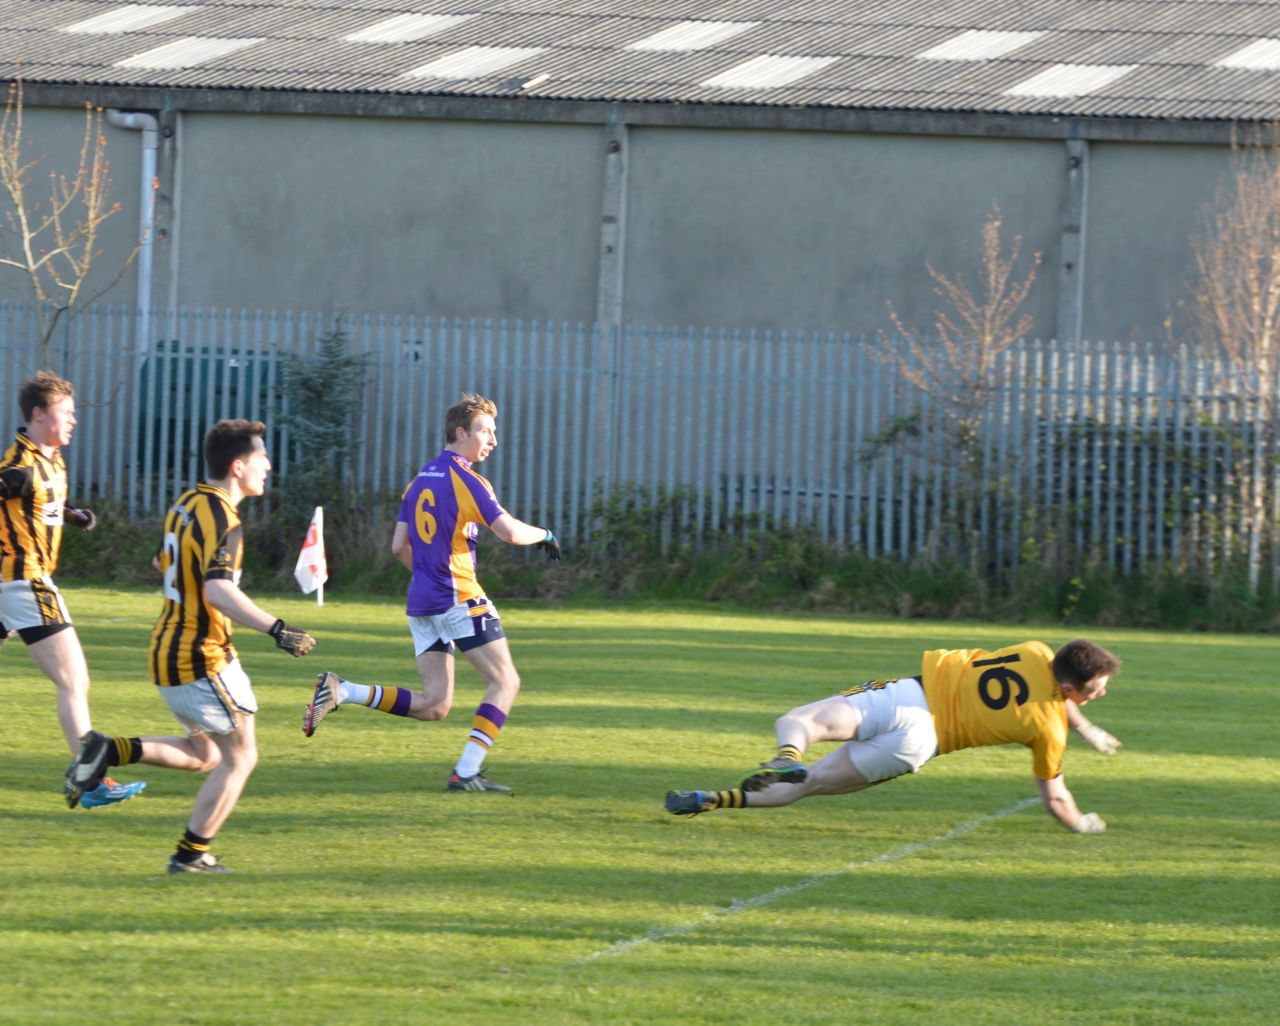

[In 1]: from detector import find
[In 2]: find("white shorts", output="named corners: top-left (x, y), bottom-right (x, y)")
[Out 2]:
top-left (841, 676), bottom-right (938, 783)
top-left (409, 596), bottom-right (504, 656)
top-left (0, 576), bottom-right (71, 632)
top-left (157, 659), bottom-right (257, 736)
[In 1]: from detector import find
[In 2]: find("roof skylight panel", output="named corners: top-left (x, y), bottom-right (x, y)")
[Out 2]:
top-left (626, 21), bottom-right (760, 53)
top-left (344, 13), bottom-right (473, 45)
top-left (1215, 39), bottom-right (1280, 71)
top-left (1004, 63), bottom-right (1136, 97)
top-left (403, 46), bottom-right (545, 80)
top-left (63, 5), bottom-right (191, 35)
top-left (701, 54), bottom-right (839, 90)
top-left (919, 30), bottom-right (1044, 62)
top-left (115, 36), bottom-right (264, 70)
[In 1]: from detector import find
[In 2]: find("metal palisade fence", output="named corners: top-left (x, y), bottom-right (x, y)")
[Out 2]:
top-left (0, 301), bottom-right (1275, 583)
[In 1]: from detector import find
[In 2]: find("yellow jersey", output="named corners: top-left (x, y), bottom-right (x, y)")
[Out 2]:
top-left (920, 641), bottom-right (1068, 780)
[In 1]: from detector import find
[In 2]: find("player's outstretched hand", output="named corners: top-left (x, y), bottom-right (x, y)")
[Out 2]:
top-left (64, 507), bottom-right (97, 531)
top-left (538, 529), bottom-right (562, 561)
top-left (1074, 721), bottom-right (1122, 755)
top-left (1072, 812), bottom-right (1106, 834)
top-left (270, 619), bottom-right (317, 656)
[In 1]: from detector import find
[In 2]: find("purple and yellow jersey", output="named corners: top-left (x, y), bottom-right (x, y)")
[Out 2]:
top-left (398, 450), bottom-right (507, 616)
top-left (919, 641), bottom-right (1069, 780)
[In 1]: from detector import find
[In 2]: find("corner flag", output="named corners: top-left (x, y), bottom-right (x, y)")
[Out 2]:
top-left (294, 506), bottom-right (328, 606)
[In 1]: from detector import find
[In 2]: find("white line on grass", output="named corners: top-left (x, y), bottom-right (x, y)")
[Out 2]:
top-left (575, 795), bottom-right (1040, 965)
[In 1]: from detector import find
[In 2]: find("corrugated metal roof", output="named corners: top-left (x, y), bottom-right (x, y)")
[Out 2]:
top-left (3, 0), bottom-right (1280, 121)
top-left (63, 5), bottom-right (191, 35)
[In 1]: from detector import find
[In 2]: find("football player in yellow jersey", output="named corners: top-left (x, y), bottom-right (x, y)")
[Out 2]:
top-left (63, 419), bottom-right (316, 873)
top-left (665, 638), bottom-right (1119, 834)
top-left (0, 371), bottom-right (145, 809)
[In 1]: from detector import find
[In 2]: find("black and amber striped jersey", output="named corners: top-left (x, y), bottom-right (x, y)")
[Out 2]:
top-left (149, 483), bottom-right (243, 687)
top-left (0, 430), bottom-right (68, 582)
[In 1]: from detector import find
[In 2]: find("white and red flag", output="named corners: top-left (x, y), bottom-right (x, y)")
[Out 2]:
top-left (294, 506), bottom-right (328, 605)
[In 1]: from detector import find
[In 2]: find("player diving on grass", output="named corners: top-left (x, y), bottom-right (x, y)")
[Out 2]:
top-left (666, 639), bottom-right (1119, 833)
top-left (302, 393), bottom-right (560, 794)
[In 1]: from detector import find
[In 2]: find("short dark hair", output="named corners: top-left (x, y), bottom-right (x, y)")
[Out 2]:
top-left (1052, 639), bottom-right (1120, 687)
top-left (444, 393), bottom-right (497, 445)
top-left (18, 371), bottom-right (75, 422)
top-left (204, 419), bottom-right (267, 478)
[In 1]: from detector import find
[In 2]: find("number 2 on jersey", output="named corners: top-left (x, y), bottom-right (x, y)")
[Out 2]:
top-left (415, 489), bottom-right (438, 544)
top-left (161, 532), bottom-right (181, 602)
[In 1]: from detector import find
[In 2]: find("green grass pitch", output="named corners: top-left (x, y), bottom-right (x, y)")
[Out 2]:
top-left (1, 587), bottom-right (1275, 1025)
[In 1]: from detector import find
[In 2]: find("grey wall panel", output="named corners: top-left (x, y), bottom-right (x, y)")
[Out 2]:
top-left (1082, 141), bottom-right (1231, 343)
top-left (620, 127), bottom-right (1063, 336)
top-left (174, 113), bottom-right (604, 319)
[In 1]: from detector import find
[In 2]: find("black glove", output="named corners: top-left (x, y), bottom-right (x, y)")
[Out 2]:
top-left (538, 529), bottom-right (562, 561)
top-left (64, 507), bottom-right (97, 531)
top-left (269, 618), bottom-right (317, 656)
top-left (0, 467), bottom-right (34, 499)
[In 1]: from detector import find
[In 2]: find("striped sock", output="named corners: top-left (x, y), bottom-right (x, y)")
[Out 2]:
top-left (454, 702), bottom-right (507, 778)
top-left (346, 682), bottom-right (414, 716)
top-left (710, 789), bottom-right (747, 810)
top-left (174, 828), bottom-right (212, 864)
top-left (776, 743), bottom-right (803, 762)
top-left (106, 737), bottom-right (143, 766)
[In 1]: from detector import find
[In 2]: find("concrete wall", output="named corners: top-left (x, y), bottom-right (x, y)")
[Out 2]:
top-left (621, 127), bottom-right (1063, 335)
top-left (1083, 141), bottom-right (1230, 342)
top-left (170, 113), bottom-right (604, 319)
top-left (0, 101), bottom-right (1238, 345)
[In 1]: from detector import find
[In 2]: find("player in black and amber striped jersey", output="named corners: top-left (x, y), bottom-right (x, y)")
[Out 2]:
top-left (0, 371), bottom-right (145, 809)
top-left (64, 419), bottom-right (317, 874)
top-left (149, 480), bottom-right (246, 688)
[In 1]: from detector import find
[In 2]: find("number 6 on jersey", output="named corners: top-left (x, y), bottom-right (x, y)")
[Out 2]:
top-left (415, 488), bottom-right (437, 545)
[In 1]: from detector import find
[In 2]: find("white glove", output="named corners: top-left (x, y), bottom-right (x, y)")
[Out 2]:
top-left (1074, 721), bottom-right (1122, 755)
top-left (1073, 812), bottom-right (1106, 834)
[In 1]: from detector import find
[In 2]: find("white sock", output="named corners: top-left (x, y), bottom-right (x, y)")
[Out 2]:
top-left (339, 680), bottom-right (371, 706)
top-left (454, 741), bottom-right (488, 778)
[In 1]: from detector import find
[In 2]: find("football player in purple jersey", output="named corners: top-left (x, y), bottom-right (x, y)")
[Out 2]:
top-left (303, 393), bottom-right (559, 793)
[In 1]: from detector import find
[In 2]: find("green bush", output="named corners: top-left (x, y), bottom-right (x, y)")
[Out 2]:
top-left (55, 484), bottom-right (1280, 633)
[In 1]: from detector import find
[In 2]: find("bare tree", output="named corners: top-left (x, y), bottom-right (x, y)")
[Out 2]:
top-left (875, 205), bottom-right (1041, 565)
top-left (882, 206), bottom-right (1041, 467)
top-left (0, 76), bottom-right (138, 362)
top-left (1188, 133), bottom-right (1280, 594)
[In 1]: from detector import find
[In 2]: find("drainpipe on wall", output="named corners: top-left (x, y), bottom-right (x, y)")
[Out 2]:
top-left (106, 110), bottom-right (158, 355)
top-left (107, 109), bottom-right (158, 516)
top-left (1056, 136), bottom-right (1090, 344)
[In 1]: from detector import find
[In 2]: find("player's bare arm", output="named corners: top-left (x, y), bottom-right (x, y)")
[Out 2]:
top-left (1036, 774), bottom-right (1105, 833)
top-left (489, 513), bottom-right (561, 559)
top-left (390, 521), bottom-right (413, 570)
top-left (204, 579), bottom-right (316, 655)
top-left (1066, 701), bottom-right (1123, 754)
top-left (204, 578), bottom-right (278, 632)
